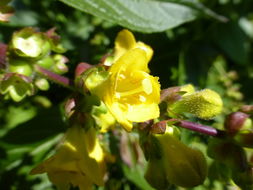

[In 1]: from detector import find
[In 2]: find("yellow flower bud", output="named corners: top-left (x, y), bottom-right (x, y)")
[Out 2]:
top-left (31, 126), bottom-right (106, 190)
top-left (172, 89), bottom-right (223, 119)
top-left (155, 129), bottom-right (207, 187)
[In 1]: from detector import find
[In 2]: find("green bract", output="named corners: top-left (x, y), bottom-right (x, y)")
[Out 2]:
top-left (0, 73), bottom-right (34, 102)
top-left (83, 67), bottom-right (109, 95)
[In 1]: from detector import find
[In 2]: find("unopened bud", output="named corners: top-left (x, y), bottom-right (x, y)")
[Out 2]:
top-left (36, 56), bottom-right (54, 69)
top-left (172, 89), bottom-right (223, 119)
top-left (52, 54), bottom-right (68, 74)
top-left (35, 78), bottom-right (50, 91)
top-left (225, 112), bottom-right (251, 135)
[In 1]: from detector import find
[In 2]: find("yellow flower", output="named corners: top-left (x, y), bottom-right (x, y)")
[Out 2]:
top-left (113, 29), bottom-right (153, 64)
top-left (102, 48), bottom-right (160, 131)
top-left (31, 126), bottom-right (106, 190)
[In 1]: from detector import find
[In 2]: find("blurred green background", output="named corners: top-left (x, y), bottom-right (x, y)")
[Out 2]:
top-left (1, 0), bottom-right (253, 189)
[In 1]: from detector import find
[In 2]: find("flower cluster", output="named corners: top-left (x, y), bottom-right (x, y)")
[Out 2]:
top-left (27, 29), bottom-right (227, 190)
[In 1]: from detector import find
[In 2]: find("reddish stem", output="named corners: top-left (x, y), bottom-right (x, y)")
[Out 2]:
top-left (35, 65), bottom-right (74, 90)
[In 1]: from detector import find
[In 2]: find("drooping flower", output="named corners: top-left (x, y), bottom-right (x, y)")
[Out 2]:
top-left (31, 125), bottom-right (106, 190)
top-left (102, 47), bottom-right (160, 131)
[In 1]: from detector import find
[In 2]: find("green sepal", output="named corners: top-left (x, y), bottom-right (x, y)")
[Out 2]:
top-left (0, 73), bottom-right (34, 102)
top-left (81, 66), bottom-right (109, 95)
top-left (10, 27), bottom-right (51, 59)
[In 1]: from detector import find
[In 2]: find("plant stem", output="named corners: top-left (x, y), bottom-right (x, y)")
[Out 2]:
top-left (158, 119), bottom-right (226, 138)
top-left (166, 119), bottom-right (226, 138)
top-left (35, 65), bottom-right (74, 90)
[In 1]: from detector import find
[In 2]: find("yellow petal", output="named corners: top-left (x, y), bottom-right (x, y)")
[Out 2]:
top-left (110, 48), bottom-right (149, 77)
top-left (136, 42), bottom-right (153, 62)
top-left (114, 29), bottom-right (136, 61)
top-left (31, 126), bottom-right (106, 188)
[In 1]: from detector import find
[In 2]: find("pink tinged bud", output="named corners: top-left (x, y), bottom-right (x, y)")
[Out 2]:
top-left (75, 62), bottom-right (93, 77)
top-left (225, 112), bottom-right (250, 135)
top-left (52, 55), bottom-right (69, 74)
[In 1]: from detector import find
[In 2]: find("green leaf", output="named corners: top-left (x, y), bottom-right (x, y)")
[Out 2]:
top-left (58, 0), bottom-right (197, 33)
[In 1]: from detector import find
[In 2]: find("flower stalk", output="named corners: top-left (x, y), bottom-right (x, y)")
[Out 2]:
top-left (34, 65), bottom-right (74, 90)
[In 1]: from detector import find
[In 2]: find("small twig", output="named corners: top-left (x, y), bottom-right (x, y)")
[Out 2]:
top-left (34, 65), bottom-right (74, 90)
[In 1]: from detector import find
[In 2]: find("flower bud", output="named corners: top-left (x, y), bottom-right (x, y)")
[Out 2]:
top-left (155, 129), bottom-right (207, 187)
top-left (225, 112), bottom-right (251, 135)
top-left (11, 28), bottom-right (50, 59)
top-left (172, 89), bottom-right (223, 119)
top-left (8, 59), bottom-right (33, 76)
top-left (36, 56), bottom-right (54, 69)
top-left (45, 28), bottom-right (66, 53)
top-left (52, 54), bottom-right (69, 74)
top-left (35, 78), bottom-right (50, 91)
